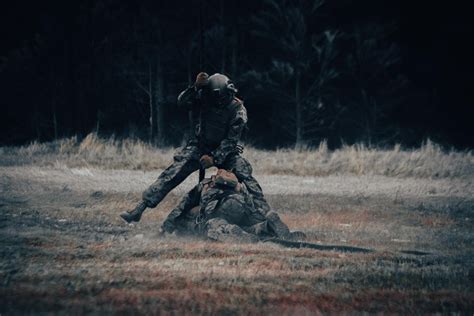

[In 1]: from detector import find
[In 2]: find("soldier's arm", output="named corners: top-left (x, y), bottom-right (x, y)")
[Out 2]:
top-left (177, 86), bottom-right (197, 110)
top-left (161, 184), bottom-right (201, 233)
top-left (178, 72), bottom-right (209, 110)
top-left (211, 102), bottom-right (248, 165)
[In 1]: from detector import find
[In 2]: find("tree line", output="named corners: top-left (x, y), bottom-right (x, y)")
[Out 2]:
top-left (1, 0), bottom-right (437, 148)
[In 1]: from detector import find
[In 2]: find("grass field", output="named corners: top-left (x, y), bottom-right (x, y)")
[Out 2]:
top-left (1, 135), bottom-right (473, 314)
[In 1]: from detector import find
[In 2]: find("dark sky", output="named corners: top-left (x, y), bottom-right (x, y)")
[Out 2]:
top-left (397, 1), bottom-right (473, 144)
top-left (1, 0), bottom-right (473, 147)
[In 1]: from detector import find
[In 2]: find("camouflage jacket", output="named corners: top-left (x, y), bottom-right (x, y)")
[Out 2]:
top-left (177, 87), bottom-right (247, 165)
top-left (161, 179), bottom-right (255, 233)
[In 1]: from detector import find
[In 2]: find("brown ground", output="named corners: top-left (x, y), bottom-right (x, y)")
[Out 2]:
top-left (1, 165), bottom-right (473, 314)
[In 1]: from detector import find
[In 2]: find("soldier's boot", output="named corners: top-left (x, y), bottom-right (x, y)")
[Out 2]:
top-left (120, 201), bottom-right (147, 223)
top-left (206, 218), bottom-right (259, 243)
top-left (249, 221), bottom-right (271, 237)
top-left (266, 211), bottom-right (291, 239)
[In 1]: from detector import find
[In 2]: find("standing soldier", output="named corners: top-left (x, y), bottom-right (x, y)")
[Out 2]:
top-left (120, 73), bottom-right (290, 237)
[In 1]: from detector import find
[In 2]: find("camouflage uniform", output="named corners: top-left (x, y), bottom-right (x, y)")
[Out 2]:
top-left (162, 176), bottom-right (289, 242)
top-left (141, 80), bottom-right (271, 216)
top-left (120, 73), bottom-right (274, 227)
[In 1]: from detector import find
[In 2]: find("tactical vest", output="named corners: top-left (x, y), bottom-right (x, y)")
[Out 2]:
top-left (198, 98), bottom-right (242, 151)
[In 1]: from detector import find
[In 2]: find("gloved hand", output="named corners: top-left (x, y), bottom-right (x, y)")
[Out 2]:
top-left (195, 72), bottom-right (209, 89)
top-left (177, 72), bottom-right (209, 108)
top-left (200, 154), bottom-right (214, 169)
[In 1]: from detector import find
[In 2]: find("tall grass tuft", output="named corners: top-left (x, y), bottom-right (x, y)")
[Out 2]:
top-left (245, 139), bottom-right (474, 178)
top-left (1, 133), bottom-right (473, 178)
top-left (1, 133), bottom-right (174, 170)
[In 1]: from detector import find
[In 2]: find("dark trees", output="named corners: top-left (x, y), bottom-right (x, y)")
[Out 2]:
top-left (344, 24), bottom-right (408, 145)
top-left (1, 0), bottom-right (441, 148)
top-left (249, 0), bottom-right (340, 147)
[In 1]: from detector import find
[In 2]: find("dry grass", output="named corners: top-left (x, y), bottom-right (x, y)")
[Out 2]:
top-left (246, 140), bottom-right (474, 178)
top-left (1, 133), bottom-right (473, 178)
top-left (0, 133), bottom-right (175, 170)
top-left (1, 137), bottom-right (473, 314)
top-left (1, 188), bottom-right (473, 315)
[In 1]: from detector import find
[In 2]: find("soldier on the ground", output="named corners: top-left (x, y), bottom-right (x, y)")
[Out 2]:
top-left (120, 73), bottom-right (288, 236)
top-left (161, 169), bottom-right (305, 243)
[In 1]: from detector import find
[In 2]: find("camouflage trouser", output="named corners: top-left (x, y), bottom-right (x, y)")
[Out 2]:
top-left (206, 218), bottom-right (259, 243)
top-left (173, 216), bottom-right (260, 243)
top-left (142, 144), bottom-right (271, 214)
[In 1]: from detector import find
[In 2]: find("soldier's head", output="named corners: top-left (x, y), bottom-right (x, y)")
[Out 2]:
top-left (200, 73), bottom-right (237, 107)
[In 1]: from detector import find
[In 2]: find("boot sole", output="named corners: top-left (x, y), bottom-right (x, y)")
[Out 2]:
top-left (120, 213), bottom-right (141, 223)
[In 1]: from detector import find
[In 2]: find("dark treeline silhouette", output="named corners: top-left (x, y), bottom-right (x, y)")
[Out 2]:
top-left (1, 0), bottom-right (473, 148)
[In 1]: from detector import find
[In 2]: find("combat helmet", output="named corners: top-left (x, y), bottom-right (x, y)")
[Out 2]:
top-left (201, 73), bottom-right (237, 106)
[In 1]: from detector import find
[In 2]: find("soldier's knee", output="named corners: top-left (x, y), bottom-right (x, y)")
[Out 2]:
top-left (142, 185), bottom-right (163, 208)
